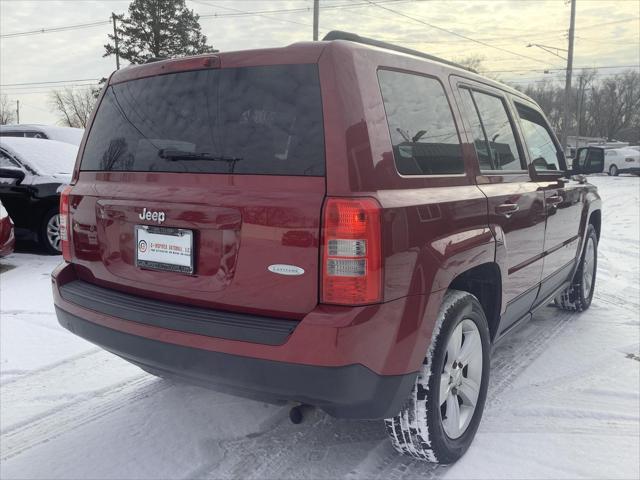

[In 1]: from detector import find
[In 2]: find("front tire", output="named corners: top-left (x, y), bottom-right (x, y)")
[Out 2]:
top-left (385, 290), bottom-right (490, 464)
top-left (39, 207), bottom-right (62, 255)
top-left (555, 224), bottom-right (598, 312)
top-left (609, 164), bottom-right (619, 176)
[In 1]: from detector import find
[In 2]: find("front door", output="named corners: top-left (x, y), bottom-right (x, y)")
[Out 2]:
top-left (513, 102), bottom-right (584, 302)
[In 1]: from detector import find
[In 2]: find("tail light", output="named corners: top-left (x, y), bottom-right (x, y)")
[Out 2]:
top-left (625, 157), bottom-right (635, 163)
top-left (59, 185), bottom-right (72, 261)
top-left (321, 197), bottom-right (382, 305)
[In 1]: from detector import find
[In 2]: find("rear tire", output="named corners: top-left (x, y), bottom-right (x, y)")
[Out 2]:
top-left (39, 207), bottom-right (62, 255)
top-left (384, 290), bottom-right (490, 464)
top-left (555, 224), bottom-right (598, 312)
top-left (609, 165), bottom-right (619, 176)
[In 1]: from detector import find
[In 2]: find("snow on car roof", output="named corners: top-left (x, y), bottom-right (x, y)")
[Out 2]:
top-left (0, 137), bottom-right (78, 175)
top-left (0, 124), bottom-right (84, 146)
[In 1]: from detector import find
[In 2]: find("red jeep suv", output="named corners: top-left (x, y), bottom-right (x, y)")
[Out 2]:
top-left (53, 32), bottom-right (601, 463)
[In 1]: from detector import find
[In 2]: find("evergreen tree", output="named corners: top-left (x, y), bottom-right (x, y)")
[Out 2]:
top-left (104, 0), bottom-right (216, 65)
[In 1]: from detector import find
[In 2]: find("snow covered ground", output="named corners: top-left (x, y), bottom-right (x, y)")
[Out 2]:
top-left (1, 175), bottom-right (638, 479)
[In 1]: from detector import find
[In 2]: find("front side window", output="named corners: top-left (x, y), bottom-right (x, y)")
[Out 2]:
top-left (378, 70), bottom-right (463, 175)
top-left (460, 88), bottom-right (524, 171)
top-left (516, 103), bottom-right (562, 172)
top-left (0, 132), bottom-right (26, 138)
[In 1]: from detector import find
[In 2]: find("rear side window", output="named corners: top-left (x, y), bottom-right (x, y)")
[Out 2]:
top-left (460, 88), bottom-right (524, 171)
top-left (516, 103), bottom-right (562, 172)
top-left (81, 64), bottom-right (325, 176)
top-left (378, 70), bottom-right (463, 175)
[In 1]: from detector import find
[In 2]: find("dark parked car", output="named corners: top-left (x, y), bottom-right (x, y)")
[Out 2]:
top-left (53, 32), bottom-right (601, 464)
top-left (0, 201), bottom-right (15, 257)
top-left (0, 137), bottom-right (78, 254)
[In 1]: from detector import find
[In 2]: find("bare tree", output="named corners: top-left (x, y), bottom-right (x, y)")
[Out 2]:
top-left (585, 71), bottom-right (640, 141)
top-left (573, 69), bottom-right (597, 137)
top-left (49, 88), bottom-right (96, 128)
top-left (453, 55), bottom-right (501, 80)
top-left (0, 94), bottom-right (17, 125)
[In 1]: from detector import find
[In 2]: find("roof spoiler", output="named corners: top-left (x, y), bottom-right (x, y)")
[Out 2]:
top-left (322, 30), bottom-right (476, 73)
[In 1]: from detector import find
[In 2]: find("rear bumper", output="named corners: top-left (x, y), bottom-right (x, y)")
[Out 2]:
top-left (52, 262), bottom-right (440, 419)
top-left (56, 307), bottom-right (415, 418)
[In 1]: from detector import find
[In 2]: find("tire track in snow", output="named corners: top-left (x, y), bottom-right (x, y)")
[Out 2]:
top-left (486, 308), bottom-right (575, 407)
top-left (0, 348), bottom-right (100, 386)
top-left (0, 350), bottom-right (172, 461)
top-left (1, 376), bottom-right (170, 461)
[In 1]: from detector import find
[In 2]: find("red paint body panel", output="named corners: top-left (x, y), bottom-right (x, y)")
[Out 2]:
top-left (69, 172), bottom-right (325, 318)
top-left (53, 38), bottom-right (601, 391)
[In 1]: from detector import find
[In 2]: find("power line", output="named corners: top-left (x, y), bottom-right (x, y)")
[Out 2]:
top-left (1, 0), bottom-right (405, 37)
top-left (364, 0), bottom-right (552, 65)
top-left (1, 78), bottom-right (101, 87)
top-left (0, 20), bottom-right (111, 38)
top-left (485, 64), bottom-right (640, 74)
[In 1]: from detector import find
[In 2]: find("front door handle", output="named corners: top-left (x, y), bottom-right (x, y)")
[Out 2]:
top-left (495, 203), bottom-right (519, 217)
top-left (547, 195), bottom-right (563, 206)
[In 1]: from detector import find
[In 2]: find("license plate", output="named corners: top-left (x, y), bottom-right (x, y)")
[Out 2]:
top-left (135, 225), bottom-right (194, 274)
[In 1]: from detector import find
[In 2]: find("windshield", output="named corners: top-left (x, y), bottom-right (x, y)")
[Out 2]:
top-left (80, 64), bottom-right (325, 176)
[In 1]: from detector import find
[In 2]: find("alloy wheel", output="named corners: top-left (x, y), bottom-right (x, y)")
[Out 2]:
top-left (47, 214), bottom-right (62, 252)
top-left (439, 319), bottom-right (483, 439)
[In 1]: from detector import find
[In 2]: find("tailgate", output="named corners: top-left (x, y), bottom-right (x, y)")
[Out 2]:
top-left (69, 62), bottom-right (326, 318)
top-left (70, 172), bottom-right (324, 317)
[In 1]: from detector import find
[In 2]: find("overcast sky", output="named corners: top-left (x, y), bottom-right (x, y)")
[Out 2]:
top-left (1, 0), bottom-right (639, 125)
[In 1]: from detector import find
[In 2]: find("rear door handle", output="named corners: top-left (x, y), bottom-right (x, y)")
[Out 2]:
top-left (495, 203), bottom-right (519, 217)
top-left (547, 195), bottom-right (563, 206)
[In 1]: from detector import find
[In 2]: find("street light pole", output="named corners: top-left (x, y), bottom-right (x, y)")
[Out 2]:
top-left (561, 0), bottom-right (577, 155)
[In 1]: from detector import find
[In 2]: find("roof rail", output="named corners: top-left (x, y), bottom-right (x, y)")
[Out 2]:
top-left (322, 30), bottom-right (476, 73)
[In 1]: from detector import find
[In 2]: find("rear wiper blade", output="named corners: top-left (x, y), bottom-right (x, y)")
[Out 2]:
top-left (158, 149), bottom-right (242, 162)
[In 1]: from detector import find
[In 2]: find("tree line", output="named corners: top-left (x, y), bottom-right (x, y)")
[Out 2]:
top-left (518, 69), bottom-right (640, 144)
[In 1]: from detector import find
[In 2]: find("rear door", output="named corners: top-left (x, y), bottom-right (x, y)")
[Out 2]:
top-left (454, 82), bottom-right (546, 333)
top-left (70, 64), bottom-right (326, 318)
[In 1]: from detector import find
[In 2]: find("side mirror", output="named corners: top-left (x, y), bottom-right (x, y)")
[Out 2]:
top-left (0, 167), bottom-right (25, 184)
top-left (528, 162), bottom-right (564, 182)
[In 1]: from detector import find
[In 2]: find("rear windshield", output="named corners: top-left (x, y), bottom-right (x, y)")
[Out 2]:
top-left (81, 64), bottom-right (325, 176)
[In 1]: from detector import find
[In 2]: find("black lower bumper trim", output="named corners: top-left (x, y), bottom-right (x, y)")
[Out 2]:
top-left (56, 307), bottom-right (416, 419)
top-left (59, 280), bottom-right (298, 346)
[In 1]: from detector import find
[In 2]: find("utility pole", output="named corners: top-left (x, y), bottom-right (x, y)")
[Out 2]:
top-left (576, 75), bottom-right (585, 140)
top-left (561, 0), bottom-right (576, 155)
top-left (112, 12), bottom-right (120, 70)
top-left (313, 0), bottom-right (319, 41)
top-left (16, 100), bottom-right (19, 124)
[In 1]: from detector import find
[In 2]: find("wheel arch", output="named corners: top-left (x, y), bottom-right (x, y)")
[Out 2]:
top-left (448, 262), bottom-right (502, 341)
